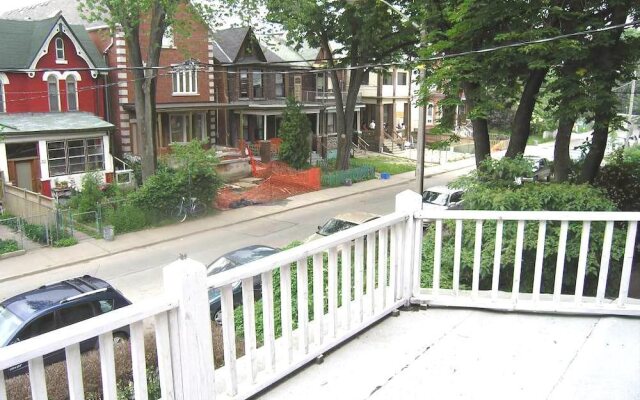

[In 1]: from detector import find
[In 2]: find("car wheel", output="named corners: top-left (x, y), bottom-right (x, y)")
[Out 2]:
top-left (213, 309), bottom-right (223, 326)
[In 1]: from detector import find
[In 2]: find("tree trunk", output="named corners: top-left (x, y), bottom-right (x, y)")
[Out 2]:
top-left (505, 68), bottom-right (548, 158)
top-left (553, 115), bottom-right (575, 182)
top-left (461, 81), bottom-right (490, 167)
top-left (579, 112), bottom-right (610, 183)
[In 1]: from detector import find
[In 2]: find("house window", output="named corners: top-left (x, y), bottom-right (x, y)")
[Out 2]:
top-left (361, 72), bottom-right (369, 85)
top-left (0, 74), bottom-right (6, 113)
top-left (162, 26), bottom-right (174, 48)
top-left (47, 138), bottom-right (104, 177)
top-left (397, 72), bottom-right (407, 86)
top-left (252, 69), bottom-right (263, 98)
top-left (193, 113), bottom-right (207, 142)
top-left (275, 72), bottom-right (285, 97)
top-left (55, 37), bottom-right (66, 62)
top-left (327, 113), bottom-right (336, 133)
top-left (66, 75), bottom-right (78, 111)
top-left (170, 114), bottom-right (188, 143)
top-left (47, 75), bottom-right (60, 112)
top-left (239, 69), bottom-right (248, 98)
top-left (316, 73), bottom-right (325, 93)
top-left (426, 103), bottom-right (434, 124)
top-left (383, 73), bottom-right (393, 86)
top-left (172, 68), bottom-right (198, 95)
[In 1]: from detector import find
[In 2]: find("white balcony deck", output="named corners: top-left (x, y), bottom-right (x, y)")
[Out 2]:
top-left (259, 307), bottom-right (640, 400)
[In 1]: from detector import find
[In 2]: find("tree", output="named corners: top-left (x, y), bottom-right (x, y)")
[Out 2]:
top-left (79, 0), bottom-right (196, 182)
top-left (258, 0), bottom-right (418, 170)
top-left (278, 97), bottom-right (312, 169)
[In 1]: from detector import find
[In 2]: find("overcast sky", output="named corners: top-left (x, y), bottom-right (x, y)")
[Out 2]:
top-left (0, 0), bottom-right (45, 16)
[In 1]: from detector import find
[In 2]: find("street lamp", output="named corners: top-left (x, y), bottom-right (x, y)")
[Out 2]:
top-left (345, 0), bottom-right (427, 194)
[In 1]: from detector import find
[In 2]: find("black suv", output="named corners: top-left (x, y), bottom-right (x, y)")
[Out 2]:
top-left (0, 275), bottom-right (131, 377)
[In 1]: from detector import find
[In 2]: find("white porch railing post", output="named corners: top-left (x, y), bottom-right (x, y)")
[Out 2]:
top-left (163, 258), bottom-right (217, 400)
top-left (395, 190), bottom-right (423, 304)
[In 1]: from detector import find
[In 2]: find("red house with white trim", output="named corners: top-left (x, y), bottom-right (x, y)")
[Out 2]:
top-left (0, 13), bottom-right (114, 197)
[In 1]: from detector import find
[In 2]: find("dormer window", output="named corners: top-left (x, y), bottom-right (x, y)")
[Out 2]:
top-left (47, 75), bottom-right (60, 112)
top-left (55, 37), bottom-right (67, 64)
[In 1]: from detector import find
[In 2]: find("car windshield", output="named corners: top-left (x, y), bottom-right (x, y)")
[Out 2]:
top-left (423, 191), bottom-right (449, 206)
top-left (318, 218), bottom-right (357, 236)
top-left (207, 257), bottom-right (234, 276)
top-left (0, 305), bottom-right (22, 346)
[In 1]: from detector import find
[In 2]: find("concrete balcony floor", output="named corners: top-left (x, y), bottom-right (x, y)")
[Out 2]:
top-left (258, 307), bottom-right (640, 400)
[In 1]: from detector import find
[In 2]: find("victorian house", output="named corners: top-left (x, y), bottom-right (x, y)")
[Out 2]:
top-left (0, 13), bottom-right (114, 197)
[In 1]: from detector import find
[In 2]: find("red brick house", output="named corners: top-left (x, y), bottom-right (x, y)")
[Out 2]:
top-left (0, 13), bottom-right (114, 197)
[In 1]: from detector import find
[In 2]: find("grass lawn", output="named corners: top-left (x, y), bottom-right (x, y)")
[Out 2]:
top-left (350, 156), bottom-right (415, 175)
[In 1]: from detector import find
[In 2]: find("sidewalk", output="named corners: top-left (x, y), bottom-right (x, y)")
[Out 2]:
top-left (0, 156), bottom-right (476, 283)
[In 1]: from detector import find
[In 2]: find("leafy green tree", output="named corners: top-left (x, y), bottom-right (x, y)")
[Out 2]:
top-left (256, 0), bottom-right (418, 170)
top-left (278, 98), bottom-right (312, 169)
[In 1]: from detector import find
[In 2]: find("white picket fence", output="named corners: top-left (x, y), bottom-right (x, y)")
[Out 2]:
top-left (0, 190), bottom-right (638, 400)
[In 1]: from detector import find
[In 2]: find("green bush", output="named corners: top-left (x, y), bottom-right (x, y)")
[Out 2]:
top-left (68, 173), bottom-right (105, 216)
top-left (278, 98), bottom-right (312, 169)
top-left (104, 203), bottom-right (152, 234)
top-left (321, 165), bottom-right (375, 187)
top-left (53, 237), bottom-right (78, 247)
top-left (421, 183), bottom-right (625, 297)
top-left (594, 145), bottom-right (640, 211)
top-left (130, 141), bottom-right (222, 217)
top-left (0, 239), bottom-right (19, 254)
top-left (23, 223), bottom-right (48, 244)
top-left (451, 155), bottom-right (534, 190)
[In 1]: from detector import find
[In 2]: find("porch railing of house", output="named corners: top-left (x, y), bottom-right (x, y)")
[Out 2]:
top-left (1, 191), bottom-right (638, 400)
top-left (300, 91), bottom-right (362, 104)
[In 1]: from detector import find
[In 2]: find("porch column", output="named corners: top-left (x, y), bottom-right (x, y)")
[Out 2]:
top-left (316, 112), bottom-right (320, 135)
top-left (0, 142), bottom-right (8, 182)
top-left (356, 110), bottom-right (361, 133)
top-left (264, 114), bottom-right (268, 140)
top-left (38, 141), bottom-right (49, 181)
top-left (104, 134), bottom-right (114, 173)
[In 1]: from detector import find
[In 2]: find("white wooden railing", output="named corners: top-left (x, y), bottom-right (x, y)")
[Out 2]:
top-left (0, 190), bottom-right (638, 400)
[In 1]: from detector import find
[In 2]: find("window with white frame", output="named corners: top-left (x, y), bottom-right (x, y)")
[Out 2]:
top-left (426, 103), bottom-right (434, 124)
top-left (170, 114), bottom-right (188, 143)
top-left (252, 69), bottom-right (263, 98)
top-left (66, 75), bottom-right (78, 111)
top-left (397, 72), bottom-right (408, 86)
top-left (162, 26), bottom-right (174, 48)
top-left (239, 69), bottom-right (248, 98)
top-left (55, 37), bottom-right (66, 63)
top-left (383, 72), bottom-right (393, 86)
top-left (172, 68), bottom-right (198, 95)
top-left (275, 72), bottom-right (285, 97)
top-left (327, 112), bottom-right (336, 133)
top-left (0, 74), bottom-right (7, 113)
top-left (47, 75), bottom-right (60, 112)
top-left (47, 138), bottom-right (104, 177)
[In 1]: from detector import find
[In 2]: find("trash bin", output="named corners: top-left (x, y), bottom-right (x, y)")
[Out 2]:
top-left (103, 225), bottom-right (115, 241)
top-left (380, 172), bottom-right (391, 180)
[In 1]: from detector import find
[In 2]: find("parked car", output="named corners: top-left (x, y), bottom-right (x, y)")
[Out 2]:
top-left (207, 245), bottom-right (279, 324)
top-left (422, 186), bottom-right (465, 211)
top-left (0, 276), bottom-right (131, 377)
top-left (305, 212), bottom-right (380, 243)
top-left (524, 156), bottom-right (552, 181)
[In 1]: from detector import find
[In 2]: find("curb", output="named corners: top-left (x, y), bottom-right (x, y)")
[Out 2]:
top-left (0, 161), bottom-right (474, 283)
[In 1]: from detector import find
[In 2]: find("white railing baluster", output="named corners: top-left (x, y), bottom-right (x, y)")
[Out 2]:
top-left (221, 285), bottom-right (238, 395)
top-left (28, 356), bottom-right (47, 399)
top-left (280, 264), bottom-right (293, 363)
top-left (354, 237), bottom-right (365, 323)
top-left (433, 219), bottom-right (443, 296)
top-left (241, 277), bottom-right (257, 382)
top-left (532, 220), bottom-right (547, 302)
top-left (130, 321), bottom-right (148, 400)
top-left (328, 247), bottom-right (339, 337)
top-left (453, 219), bottom-right (463, 295)
top-left (412, 222), bottom-right (424, 299)
top-left (341, 244), bottom-right (352, 331)
top-left (512, 220), bottom-right (525, 302)
top-left (553, 221), bottom-right (569, 303)
top-left (312, 253), bottom-right (324, 346)
top-left (472, 220), bottom-right (483, 298)
top-left (99, 332), bottom-right (117, 400)
top-left (154, 311), bottom-right (175, 400)
top-left (378, 227), bottom-right (388, 307)
top-left (391, 224), bottom-right (402, 301)
top-left (65, 343), bottom-right (84, 400)
top-left (296, 258), bottom-right (310, 354)
top-left (366, 233), bottom-right (376, 315)
top-left (596, 221), bottom-right (614, 304)
top-left (575, 221), bottom-right (592, 303)
top-left (261, 270), bottom-right (276, 372)
top-left (491, 220), bottom-right (503, 300)
top-left (618, 221), bottom-right (638, 306)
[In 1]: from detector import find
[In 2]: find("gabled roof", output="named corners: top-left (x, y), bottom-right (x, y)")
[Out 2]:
top-left (211, 26), bottom-right (251, 63)
top-left (0, 13), bottom-right (106, 70)
top-left (0, 0), bottom-right (108, 30)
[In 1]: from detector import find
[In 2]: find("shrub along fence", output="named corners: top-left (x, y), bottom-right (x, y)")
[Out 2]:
top-left (321, 165), bottom-right (375, 187)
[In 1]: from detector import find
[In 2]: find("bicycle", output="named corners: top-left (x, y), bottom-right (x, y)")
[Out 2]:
top-left (174, 197), bottom-right (206, 222)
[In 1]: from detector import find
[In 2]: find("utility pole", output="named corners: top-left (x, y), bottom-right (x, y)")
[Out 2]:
top-left (627, 70), bottom-right (637, 143)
